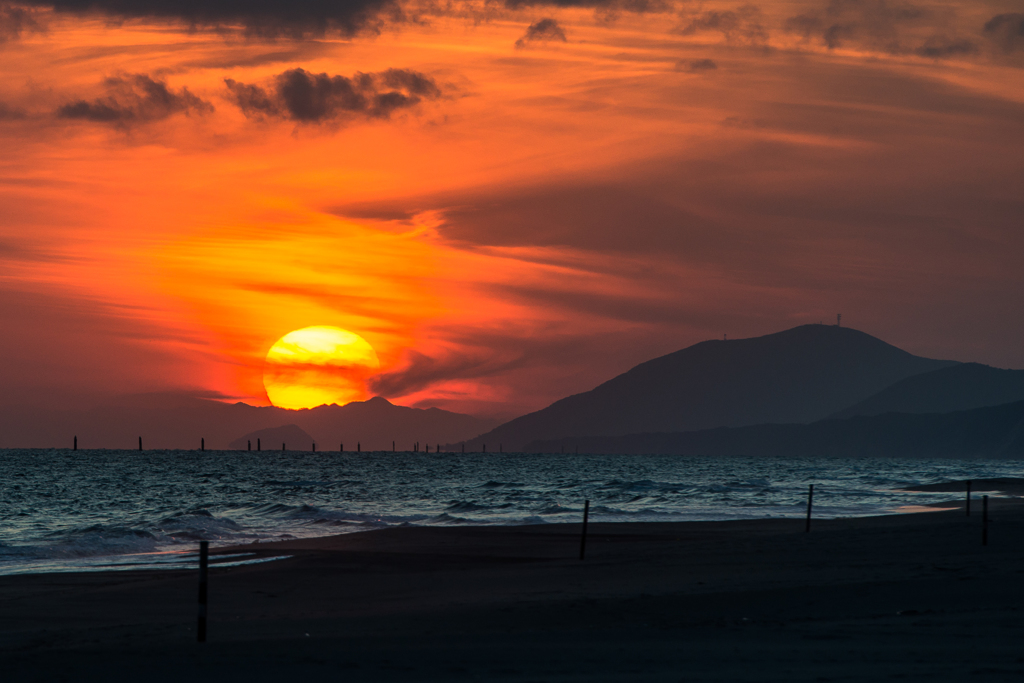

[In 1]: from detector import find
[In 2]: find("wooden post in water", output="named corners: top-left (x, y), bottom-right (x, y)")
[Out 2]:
top-left (805, 484), bottom-right (814, 533)
top-left (966, 480), bottom-right (972, 516)
top-left (312, 443), bottom-right (315, 453)
top-left (282, 443), bottom-right (285, 452)
top-left (247, 440), bottom-right (251, 451)
top-left (357, 442), bottom-right (360, 453)
top-left (197, 540), bottom-right (208, 643)
top-left (257, 438), bottom-right (261, 451)
top-left (392, 441), bottom-right (395, 452)
top-left (983, 495), bottom-right (989, 546)
top-left (73, 435), bottom-right (77, 451)
top-left (201, 438), bottom-right (205, 452)
top-left (340, 443), bottom-right (344, 452)
top-left (579, 500), bottom-right (590, 560)
top-left (138, 436), bottom-right (142, 451)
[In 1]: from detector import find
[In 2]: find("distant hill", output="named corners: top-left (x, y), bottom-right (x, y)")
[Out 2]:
top-left (829, 363), bottom-right (1024, 419)
top-left (0, 394), bottom-right (498, 450)
top-left (462, 325), bottom-right (956, 451)
top-left (228, 424), bottom-right (315, 451)
top-left (529, 400), bottom-right (1024, 458)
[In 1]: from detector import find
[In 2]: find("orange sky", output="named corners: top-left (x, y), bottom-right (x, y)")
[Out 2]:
top-left (1, 0), bottom-right (1023, 416)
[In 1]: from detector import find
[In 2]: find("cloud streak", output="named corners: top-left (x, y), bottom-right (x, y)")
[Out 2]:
top-left (25, 0), bottom-right (401, 38)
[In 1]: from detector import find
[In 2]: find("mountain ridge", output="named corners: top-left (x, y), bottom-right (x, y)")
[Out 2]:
top-left (461, 324), bottom-right (958, 450)
top-left (527, 399), bottom-right (1024, 457)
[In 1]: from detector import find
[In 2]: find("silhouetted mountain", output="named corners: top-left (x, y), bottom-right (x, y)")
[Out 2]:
top-left (529, 400), bottom-right (1024, 457)
top-left (463, 325), bottom-right (956, 451)
top-left (228, 424), bottom-right (314, 451)
top-left (828, 363), bottom-right (1024, 419)
top-left (0, 394), bottom-right (497, 450)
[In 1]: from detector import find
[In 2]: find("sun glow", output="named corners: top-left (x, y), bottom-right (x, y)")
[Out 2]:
top-left (263, 326), bottom-right (381, 410)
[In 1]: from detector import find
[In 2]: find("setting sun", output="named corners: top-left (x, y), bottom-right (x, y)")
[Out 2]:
top-left (263, 326), bottom-right (381, 410)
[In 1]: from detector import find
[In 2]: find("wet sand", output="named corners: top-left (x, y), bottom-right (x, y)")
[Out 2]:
top-left (2, 496), bottom-right (1024, 682)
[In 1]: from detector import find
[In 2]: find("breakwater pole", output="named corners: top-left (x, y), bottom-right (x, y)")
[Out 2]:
top-left (139, 436), bottom-right (142, 451)
top-left (805, 484), bottom-right (814, 533)
top-left (201, 438), bottom-right (205, 452)
top-left (197, 540), bottom-right (208, 643)
top-left (983, 495), bottom-right (989, 546)
top-left (341, 443), bottom-right (344, 452)
top-left (282, 443), bottom-right (285, 452)
top-left (580, 500), bottom-right (590, 560)
top-left (966, 480), bottom-right (972, 516)
top-left (357, 442), bottom-right (360, 453)
top-left (392, 441), bottom-right (395, 452)
top-left (73, 436), bottom-right (77, 451)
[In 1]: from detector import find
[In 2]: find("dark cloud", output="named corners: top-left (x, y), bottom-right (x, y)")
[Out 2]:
top-left (224, 67), bottom-right (442, 123)
top-left (0, 101), bottom-right (26, 119)
top-left (369, 349), bottom-right (527, 397)
top-left (915, 36), bottom-right (977, 58)
top-left (56, 73), bottom-right (213, 126)
top-left (678, 5), bottom-right (768, 45)
top-left (502, 0), bottom-right (669, 11)
top-left (0, 3), bottom-right (42, 42)
top-left (782, 0), bottom-right (950, 54)
top-left (22, 0), bottom-right (401, 39)
top-left (515, 18), bottom-right (567, 48)
top-left (676, 58), bottom-right (718, 71)
top-left (984, 13), bottom-right (1024, 54)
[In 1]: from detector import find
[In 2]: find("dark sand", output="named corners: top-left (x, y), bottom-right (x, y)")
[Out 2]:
top-left (3, 496), bottom-right (1024, 682)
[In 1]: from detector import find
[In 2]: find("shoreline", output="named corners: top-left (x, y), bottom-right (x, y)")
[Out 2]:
top-left (4, 499), bottom-right (1024, 680)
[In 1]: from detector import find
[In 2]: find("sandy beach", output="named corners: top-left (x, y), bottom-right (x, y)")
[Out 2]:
top-left (2, 495), bottom-right (1024, 682)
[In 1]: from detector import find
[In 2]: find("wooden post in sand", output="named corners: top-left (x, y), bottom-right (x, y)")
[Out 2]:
top-left (197, 540), bottom-right (209, 642)
top-left (580, 500), bottom-right (590, 560)
top-left (983, 495), bottom-right (989, 546)
top-left (966, 480), bottom-right (972, 516)
top-left (805, 484), bottom-right (814, 532)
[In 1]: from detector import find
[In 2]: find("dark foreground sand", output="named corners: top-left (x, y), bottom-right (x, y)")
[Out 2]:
top-left (3, 497), bottom-right (1024, 682)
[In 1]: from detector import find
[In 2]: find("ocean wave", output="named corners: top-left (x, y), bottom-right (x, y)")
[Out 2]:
top-left (156, 509), bottom-right (244, 541)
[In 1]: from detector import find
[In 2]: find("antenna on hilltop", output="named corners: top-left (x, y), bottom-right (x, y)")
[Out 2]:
top-left (837, 313), bottom-right (842, 327)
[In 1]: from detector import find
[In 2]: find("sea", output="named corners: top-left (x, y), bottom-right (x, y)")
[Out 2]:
top-left (1, 449), bottom-right (1021, 575)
